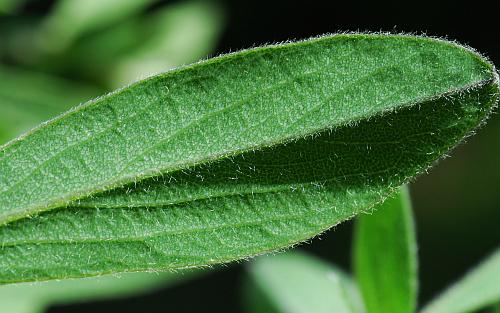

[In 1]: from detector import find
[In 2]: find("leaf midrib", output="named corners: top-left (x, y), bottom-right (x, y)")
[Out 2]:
top-left (2, 208), bottom-right (326, 247)
top-left (76, 165), bottom-right (401, 209)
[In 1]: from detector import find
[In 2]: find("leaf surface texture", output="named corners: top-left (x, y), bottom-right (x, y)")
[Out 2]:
top-left (0, 34), bottom-right (498, 283)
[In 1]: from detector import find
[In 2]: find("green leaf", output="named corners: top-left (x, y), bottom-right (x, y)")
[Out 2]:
top-left (353, 186), bottom-right (417, 313)
top-left (0, 64), bottom-right (101, 144)
top-left (0, 271), bottom-right (194, 313)
top-left (420, 247), bottom-right (500, 313)
top-left (0, 34), bottom-right (498, 283)
top-left (245, 252), bottom-right (365, 313)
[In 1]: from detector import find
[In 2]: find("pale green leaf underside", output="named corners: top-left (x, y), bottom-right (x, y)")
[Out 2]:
top-left (420, 247), bottom-right (500, 313)
top-left (0, 34), bottom-right (498, 283)
top-left (246, 252), bottom-right (364, 313)
top-left (354, 186), bottom-right (417, 313)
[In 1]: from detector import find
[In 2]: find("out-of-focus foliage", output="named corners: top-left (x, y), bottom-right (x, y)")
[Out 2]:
top-left (39, 0), bottom-right (159, 52)
top-left (0, 0), bottom-right (225, 145)
top-left (0, 271), bottom-right (194, 313)
top-left (0, 64), bottom-right (101, 144)
top-left (491, 302), bottom-right (500, 313)
top-left (245, 252), bottom-right (365, 313)
top-left (0, 1), bottom-right (224, 88)
top-left (41, 0), bottom-right (224, 87)
top-left (421, 247), bottom-right (500, 313)
top-left (109, 1), bottom-right (224, 87)
top-left (0, 0), bottom-right (24, 14)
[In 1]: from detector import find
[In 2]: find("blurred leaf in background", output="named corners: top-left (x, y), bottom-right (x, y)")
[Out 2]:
top-left (245, 252), bottom-right (365, 313)
top-left (491, 303), bottom-right (500, 313)
top-left (421, 246), bottom-right (500, 313)
top-left (0, 64), bottom-right (101, 144)
top-left (0, 271), bottom-right (199, 313)
top-left (0, 0), bottom-right (225, 88)
top-left (109, 1), bottom-right (224, 87)
top-left (0, 0), bottom-right (25, 14)
top-left (38, 0), bottom-right (159, 53)
top-left (0, 0), bottom-right (225, 141)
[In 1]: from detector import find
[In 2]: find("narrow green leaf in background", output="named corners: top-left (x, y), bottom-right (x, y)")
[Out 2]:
top-left (245, 252), bottom-right (365, 313)
top-left (0, 34), bottom-right (498, 283)
top-left (420, 247), bottom-right (500, 313)
top-left (353, 186), bottom-right (417, 313)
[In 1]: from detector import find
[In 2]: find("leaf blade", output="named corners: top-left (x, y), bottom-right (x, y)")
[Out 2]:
top-left (1, 86), bottom-right (496, 283)
top-left (0, 34), bottom-right (498, 283)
